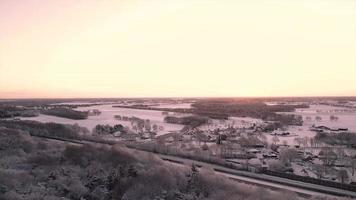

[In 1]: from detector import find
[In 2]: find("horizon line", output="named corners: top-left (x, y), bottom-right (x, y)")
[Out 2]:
top-left (1, 95), bottom-right (356, 100)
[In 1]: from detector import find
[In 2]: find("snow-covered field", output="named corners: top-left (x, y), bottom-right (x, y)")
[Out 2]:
top-left (19, 103), bottom-right (356, 141)
top-left (289, 104), bottom-right (356, 132)
top-left (149, 103), bottom-right (192, 109)
top-left (268, 104), bottom-right (356, 146)
top-left (21, 104), bottom-right (184, 135)
top-left (265, 125), bottom-right (316, 146)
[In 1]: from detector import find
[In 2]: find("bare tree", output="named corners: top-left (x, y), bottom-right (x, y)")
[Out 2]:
top-left (319, 147), bottom-right (337, 166)
top-left (294, 137), bottom-right (303, 147)
top-left (272, 135), bottom-right (280, 145)
top-left (337, 169), bottom-right (348, 183)
top-left (259, 134), bottom-right (268, 146)
top-left (329, 115), bottom-right (339, 122)
top-left (315, 116), bottom-right (322, 121)
top-left (309, 137), bottom-right (315, 147)
top-left (152, 124), bottom-right (158, 132)
top-left (280, 148), bottom-right (299, 164)
top-left (302, 137), bottom-right (309, 147)
top-left (313, 164), bottom-right (324, 179)
top-left (351, 157), bottom-right (356, 176)
top-left (335, 148), bottom-right (346, 161)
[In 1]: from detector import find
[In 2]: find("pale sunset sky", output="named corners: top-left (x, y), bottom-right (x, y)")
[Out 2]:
top-left (0, 0), bottom-right (355, 98)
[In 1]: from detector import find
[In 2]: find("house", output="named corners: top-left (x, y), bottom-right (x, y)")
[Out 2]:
top-left (247, 149), bottom-right (261, 154)
top-left (157, 132), bottom-right (181, 143)
top-left (270, 132), bottom-right (290, 136)
top-left (262, 153), bottom-right (278, 159)
top-left (310, 125), bottom-right (348, 133)
top-left (113, 131), bottom-right (123, 137)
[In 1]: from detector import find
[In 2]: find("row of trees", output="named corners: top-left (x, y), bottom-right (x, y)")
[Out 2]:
top-left (191, 99), bottom-right (308, 122)
top-left (315, 131), bottom-right (356, 147)
top-left (305, 115), bottom-right (339, 122)
top-left (115, 115), bottom-right (164, 133)
top-left (41, 107), bottom-right (88, 120)
top-left (0, 120), bottom-right (86, 139)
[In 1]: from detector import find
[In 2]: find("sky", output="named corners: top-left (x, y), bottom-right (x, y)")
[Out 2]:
top-left (0, 0), bottom-right (355, 98)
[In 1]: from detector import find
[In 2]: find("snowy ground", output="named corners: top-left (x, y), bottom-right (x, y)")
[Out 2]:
top-left (149, 103), bottom-right (192, 109)
top-left (21, 104), bottom-right (185, 135)
top-left (290, 104), bottom-right (356, 131)
top-left (267, 104), bottom-right (356, 146)
top-left (199, 117), bottom-right (263, 131)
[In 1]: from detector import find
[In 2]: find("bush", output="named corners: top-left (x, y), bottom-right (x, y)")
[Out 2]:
top-left (0, 127), bottom-right (33, 153)
top-left (269, 160), bottom-right (289, 172)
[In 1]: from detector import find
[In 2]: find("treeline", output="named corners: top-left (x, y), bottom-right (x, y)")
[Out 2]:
top-left (0, 120), bottom-right (86, 139)
top-left (164, 115), bottom-right (209, 128)
top-left (315, 131), bottom-right (356, 147)
top-left (41, 108), bottom-right (88, 119)
top-left (191, 100), bottom-right (306, 125)
top-left (0, 106), bottom-right (39, 118)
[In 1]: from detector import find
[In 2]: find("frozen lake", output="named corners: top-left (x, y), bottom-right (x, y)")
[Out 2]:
top-left (19, 103), bottom-right (356, 141)
top-left (21, 104), bottom-right (185, 135)
top-left (149, 103), bottom-right (192, 109)
top-left (292, 104), bottom-right (356, 132)
top-left (269, 104), bottom-right (356, 146)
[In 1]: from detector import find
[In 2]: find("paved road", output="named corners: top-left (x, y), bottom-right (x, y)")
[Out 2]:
top-left (33, 135), bottom-right (356, 198)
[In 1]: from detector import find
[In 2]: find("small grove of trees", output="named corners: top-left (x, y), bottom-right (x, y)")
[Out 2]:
top-left (237, 135), bottom-right (264, 148)
top-left (269, 160), bottom-right (289, 172)
top-left (313, 164), bottom-right (325, 179)
top-left (319, 147), bottom-right (337, 166)
top-left (93, 124), bottom-right (125, 135)
top-left (0, 127), bottom-right (34, 153)
top-left (262, 114), bottom-right (303, 127)
top-left (115, 116), bottom-right (160, 133)
top-left (279, 148), bottom-right (300, 164)
top-left (164, 115), bottom-right (209, 128)
top-left (268, 148), bottom-right (299, 173)
top-left (315, 116), bottom-right (322, 121)
top-left (184, 164), bottom-right (210, 198)
top-left (337, 169), bottom-right (349, 184)
top-left (130, 118), bottom-right (155, 133)
top-left (329, 115), bottom-right (339, 122)
top-left (272, 135), bottom-right (280, 145)
top-left (41, 107), bottom-right (88, 119)
top-left (0, 106), bottom-right (39, 118)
